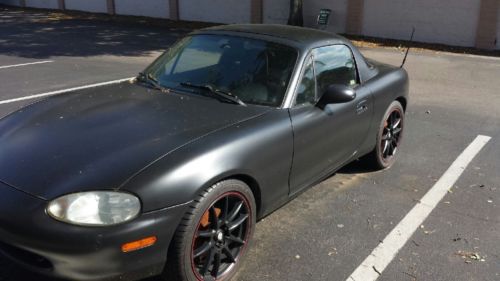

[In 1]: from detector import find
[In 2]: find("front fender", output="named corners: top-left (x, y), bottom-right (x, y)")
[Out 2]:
top-left (121, 110), bottom-right (294, 217)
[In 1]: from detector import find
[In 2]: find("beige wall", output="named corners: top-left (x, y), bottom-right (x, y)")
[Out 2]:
top-left (263, 0), bottom-right (288, 24)
top-left (115, 0), bottom-right (169, 19)
top-left (25, 0), bottom-right (58, 9)
top-left (497, 5), bottom-right (500, 49)
top-left (362, 0), bottom-right (481, 47)
top-left (2, 0), bottom-right (18, 5)
top-left (65, 0), bottom-right (107, 13)
top-left (179, 0), bottom-right (250, 24)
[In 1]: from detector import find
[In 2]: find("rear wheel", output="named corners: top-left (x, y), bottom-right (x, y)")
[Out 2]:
top-left (164, 179), bottom-right (256, 281)
top-left (368, 101), bottom-right (405, 169)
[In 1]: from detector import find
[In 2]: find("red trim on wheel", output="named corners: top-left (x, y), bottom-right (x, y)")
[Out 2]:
top-left (190, 191), bottom-right (252, 281)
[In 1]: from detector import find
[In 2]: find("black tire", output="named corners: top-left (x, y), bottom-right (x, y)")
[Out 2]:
top-left (163, 179), bottom-right (256, 281)
top-left (367, 100), bottom-right (405, 170)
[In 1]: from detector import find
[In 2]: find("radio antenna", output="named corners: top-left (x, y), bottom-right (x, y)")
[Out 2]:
top-left (400, 27), bottom-right (415, 68)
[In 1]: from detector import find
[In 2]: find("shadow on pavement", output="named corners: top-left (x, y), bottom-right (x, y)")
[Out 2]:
top-left (337, 157), bottom-right (379, 174)
top-left (0, 6), bottom-right (191, 59)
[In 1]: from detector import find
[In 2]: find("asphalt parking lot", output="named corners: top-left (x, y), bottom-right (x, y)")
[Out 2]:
top-left (1, 6), bottom-right (499, 281)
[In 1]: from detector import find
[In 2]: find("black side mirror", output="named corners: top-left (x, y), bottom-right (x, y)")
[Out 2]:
top-left (317, 84), bottom-right (356, 107)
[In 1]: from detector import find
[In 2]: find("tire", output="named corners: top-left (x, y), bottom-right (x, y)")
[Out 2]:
top-left (163, 179), bottom-right (256, 281)
top-left (367, 100), bottom-right (405, 170)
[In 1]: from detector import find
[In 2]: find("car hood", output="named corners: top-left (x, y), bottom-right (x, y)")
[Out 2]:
top-left (0, 82), bottom-right (270, 200)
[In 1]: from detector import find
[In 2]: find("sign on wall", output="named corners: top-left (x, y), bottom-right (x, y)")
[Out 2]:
top-left (317, 8), bottom-right (332, 29)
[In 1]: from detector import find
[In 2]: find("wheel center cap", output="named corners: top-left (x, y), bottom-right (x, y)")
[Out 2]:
top-left (216, 231), bottom-right (224, 242)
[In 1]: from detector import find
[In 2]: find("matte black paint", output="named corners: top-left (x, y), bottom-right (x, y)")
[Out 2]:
top-left (288, 84), bottom-right (373, 194)
top-left (0, 83), bottom-right (269, 199)
top-left (122, 109), bottom-right (294, 215)
top-left (0, 24), bottom-right (409, 281)
top-left (0, 181), bottom-right (188, 281)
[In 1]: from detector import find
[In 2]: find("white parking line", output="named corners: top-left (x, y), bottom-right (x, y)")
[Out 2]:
top-left (347, 135), bottom-right (491, 281)
top-left (0, 60), bottom-right (53, 70)
top-left (0, 77), bottom-right (134, 105)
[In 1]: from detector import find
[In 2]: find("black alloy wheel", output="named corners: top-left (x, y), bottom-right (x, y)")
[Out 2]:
top-left (191, 192), bottom-right (250, 280)
top-left (381, 107), bottom-right (403, 160)
top-left (164, 180), bottom-right (256, 281)
top-left (369, 100), bottom-right (405, 169)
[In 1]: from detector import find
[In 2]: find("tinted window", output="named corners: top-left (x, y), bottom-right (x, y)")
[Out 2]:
top-left (145, 35), bottom-right (298, 107)
top-left (295, 56), bottom-right (316, 105)
top-left (313, 45), bottom-right (358, 95)
top-left (165, 38), bottom-right (222, 74)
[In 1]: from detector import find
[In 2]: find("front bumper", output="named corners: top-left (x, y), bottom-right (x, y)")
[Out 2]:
top-left (0, 182), bottom-right (189, 281)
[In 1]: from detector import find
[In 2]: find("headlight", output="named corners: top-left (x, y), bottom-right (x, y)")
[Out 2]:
top-left (47, 191), bottom-right (141, 226)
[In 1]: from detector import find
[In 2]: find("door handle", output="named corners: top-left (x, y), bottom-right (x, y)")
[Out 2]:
top-left (356, 100), bottom-right (368, 114)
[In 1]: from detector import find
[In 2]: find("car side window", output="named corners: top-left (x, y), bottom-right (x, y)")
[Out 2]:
top-left (295, 56), bottom-right (316, 105)
top-left (312, 45), bottom-right (358, 96)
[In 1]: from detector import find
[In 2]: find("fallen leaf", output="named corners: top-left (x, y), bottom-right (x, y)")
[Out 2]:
top-left (455, 251), bottom-right (484, 263)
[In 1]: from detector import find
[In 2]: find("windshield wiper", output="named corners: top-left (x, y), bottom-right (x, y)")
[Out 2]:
top-left (138, 72), bottom-right (170, 93)
top-left (179, 82), bottom-right (246, 106)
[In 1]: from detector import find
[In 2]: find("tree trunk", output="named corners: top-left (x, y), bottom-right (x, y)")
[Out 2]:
top-left (287, 0), bottom-right (303, 26)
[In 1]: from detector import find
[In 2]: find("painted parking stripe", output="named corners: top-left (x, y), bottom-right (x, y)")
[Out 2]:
top-left (0, 77), bottom-right (134, 105)
top-left (347, 135), bottom-right (491, 281)
top-left (0, 60), bottom-right (53, 70)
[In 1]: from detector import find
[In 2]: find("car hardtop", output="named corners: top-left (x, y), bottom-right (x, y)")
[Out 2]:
top-left (194, 24), bottom-right (381, 83)
top-left (194, 24), bottom-right (351, 51)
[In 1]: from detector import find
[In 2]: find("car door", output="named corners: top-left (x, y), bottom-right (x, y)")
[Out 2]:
top-left (288, 45), bottom-right (373, 195)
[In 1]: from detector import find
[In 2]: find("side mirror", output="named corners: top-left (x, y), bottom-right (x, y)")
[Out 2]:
top-left (317, 84), bottom-right (356, 107)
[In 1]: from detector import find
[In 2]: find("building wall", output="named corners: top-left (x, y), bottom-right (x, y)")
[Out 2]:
top-left (497, 5), bottom-right (500, 49)
top-left (263, 0), bottom-right (288, 24)
top-left (65, 0), bottom-right (107, 13)
top-left (303, 0), bottom-right (348, 34)
top-left (179, 0), bottom-right (250, 24)
top-left (25, 0), bottom-right (58, 9)
top-left (2, 0), bottom-right (20, 5)
top-left (115, 0), bottom-right (169, 19)
top-left (362, 0), bottom-right (481, 47)
top-left (1, 0), bottom-right (498, 49)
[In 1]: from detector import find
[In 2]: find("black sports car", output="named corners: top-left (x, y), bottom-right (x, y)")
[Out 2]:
top-left (0, 24), bottom-right (408, 281)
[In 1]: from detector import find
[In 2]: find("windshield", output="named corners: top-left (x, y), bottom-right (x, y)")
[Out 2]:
top-left (143, 34), bottom-right (298, 107)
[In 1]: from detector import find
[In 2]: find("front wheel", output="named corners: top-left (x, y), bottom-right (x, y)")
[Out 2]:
top-left (164, 179), bottom-right (256, 281)
top-left (368, 100), bottom-right (405, 169)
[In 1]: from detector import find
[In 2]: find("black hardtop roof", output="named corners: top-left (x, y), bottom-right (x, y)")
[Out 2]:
top-left (194, 24), bottom-right (348, 49)
top-left (193, 24), bottom-right (380, 83)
